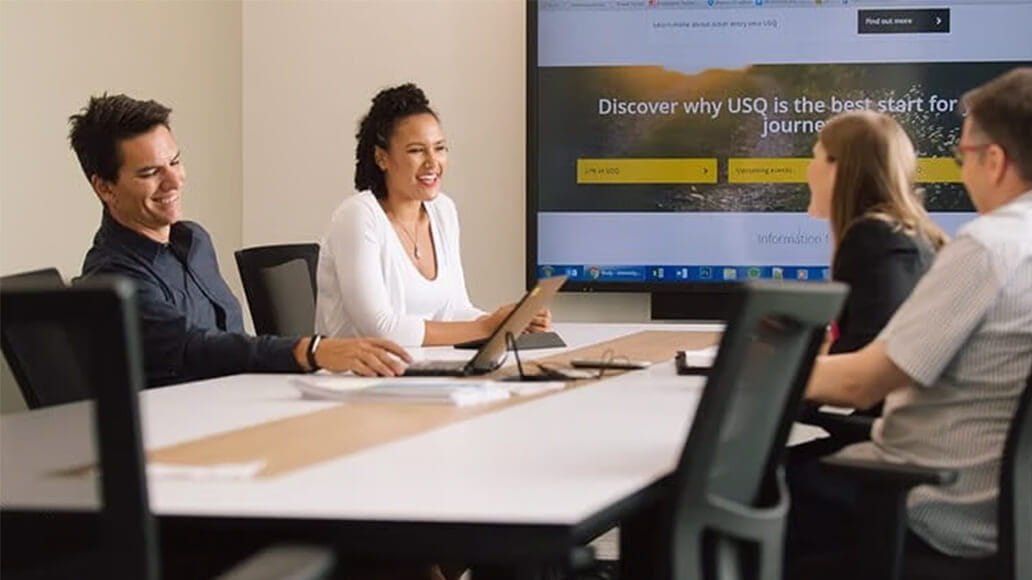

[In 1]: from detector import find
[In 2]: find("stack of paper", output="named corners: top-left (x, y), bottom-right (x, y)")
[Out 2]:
top-left (291, 376), bottom-right (512, 406)
top-left (147, 461), bottom-right (266, 481)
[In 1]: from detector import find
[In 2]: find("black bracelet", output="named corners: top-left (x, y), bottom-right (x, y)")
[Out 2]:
top-left (306, 335), bottom-right (324, 372)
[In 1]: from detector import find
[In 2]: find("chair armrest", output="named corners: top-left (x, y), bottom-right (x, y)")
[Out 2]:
top-left (216, 544), bottom-right (335, 580)
top-left (817, 456), bottom-right (958, 580)
top-left (820, 456), bottom-right (957, 488)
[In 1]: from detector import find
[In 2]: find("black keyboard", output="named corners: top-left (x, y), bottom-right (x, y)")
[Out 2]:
top-left (403, 360), bottom-right (472, 377)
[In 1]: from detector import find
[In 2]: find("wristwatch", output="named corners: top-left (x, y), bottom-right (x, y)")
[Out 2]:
top-left (306, 335), bottom-right (324, 372)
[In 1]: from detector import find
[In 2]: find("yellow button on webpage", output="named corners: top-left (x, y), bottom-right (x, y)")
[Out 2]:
top-left (577, 158), bottom-right (717, 184)
top-left (916, 158), bottom-right (961, 183)
top-left (728, 158), bottom-right (809, 184)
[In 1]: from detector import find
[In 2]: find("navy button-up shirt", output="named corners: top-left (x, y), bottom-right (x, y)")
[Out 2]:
top-left (80, 212), bottom-right (302, 387)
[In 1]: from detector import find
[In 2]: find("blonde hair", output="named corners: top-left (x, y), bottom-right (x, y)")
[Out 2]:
top-left (818, 110), bottom-right (948, 251)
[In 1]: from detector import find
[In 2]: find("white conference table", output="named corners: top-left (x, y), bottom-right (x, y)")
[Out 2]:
top-left (0, 322), bottom-right (824, 574)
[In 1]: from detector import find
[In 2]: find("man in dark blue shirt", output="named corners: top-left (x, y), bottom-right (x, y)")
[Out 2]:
top-left (71, 94), bottom-right (410, 387)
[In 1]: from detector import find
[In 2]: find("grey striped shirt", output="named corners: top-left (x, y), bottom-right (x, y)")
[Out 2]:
top-left (838, 190), bottom-right (1032, 558)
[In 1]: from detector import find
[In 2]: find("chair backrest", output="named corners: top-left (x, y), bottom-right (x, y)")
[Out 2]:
top-left (670, 280), bottom-right (848, 580)
top-left (0, 268), bottom-right (93, 409)
top-left (234, 244), bottom-right (319, 336)
top-left (998, 362), bottom-right (1032, 580)
top-left (1, 278), bottom-right (158, 578)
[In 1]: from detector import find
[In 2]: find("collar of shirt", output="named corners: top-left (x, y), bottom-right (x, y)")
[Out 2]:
top-left (95, 210), bottom-right (194, 264)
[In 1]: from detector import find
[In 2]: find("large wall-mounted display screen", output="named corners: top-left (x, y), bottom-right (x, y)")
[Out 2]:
top-left (528, 0), bottom-right (1031, 297)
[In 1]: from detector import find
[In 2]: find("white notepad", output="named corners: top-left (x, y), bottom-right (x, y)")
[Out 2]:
top-left (291, 376), bottom-right (512, 406)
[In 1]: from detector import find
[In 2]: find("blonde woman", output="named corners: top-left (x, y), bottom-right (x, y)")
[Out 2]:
top-left (806, 110), bottom-right (948, 355)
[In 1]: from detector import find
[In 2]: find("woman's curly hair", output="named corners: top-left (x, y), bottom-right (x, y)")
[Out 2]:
top-left (354, 83), bottom-right (437, 198)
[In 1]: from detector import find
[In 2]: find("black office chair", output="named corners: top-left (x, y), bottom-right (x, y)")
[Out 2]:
top-left (235, 243), bottom-right (319, 336)
top-left (818, 361), bottom-right (1032, 580)
top-left (0, 267), bottom-right (92, 408)
top-left (609, 281), bottom-right (847, 580)
top-left (0, 279), bottom-right (335, 579)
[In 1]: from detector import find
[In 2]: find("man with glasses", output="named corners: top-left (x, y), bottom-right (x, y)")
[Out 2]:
top-left (787, 67), bottom-right (1032, 571)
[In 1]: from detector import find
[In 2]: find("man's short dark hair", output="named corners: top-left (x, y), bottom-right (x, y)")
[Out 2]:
top-left (963, 67), bottom-right (1032, 184)
top-left (68, 94), bottom-right (172, 184)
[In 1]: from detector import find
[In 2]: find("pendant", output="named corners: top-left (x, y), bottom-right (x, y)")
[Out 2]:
top-left (414, 246), bottom-right (422, 259)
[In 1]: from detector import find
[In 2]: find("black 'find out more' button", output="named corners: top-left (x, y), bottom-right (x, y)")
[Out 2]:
top-left (858, 9), bottom-right (950, 34)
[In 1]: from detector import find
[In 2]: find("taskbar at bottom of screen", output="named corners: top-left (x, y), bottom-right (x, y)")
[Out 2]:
top-left (537, 265), bottom-right (831, 283)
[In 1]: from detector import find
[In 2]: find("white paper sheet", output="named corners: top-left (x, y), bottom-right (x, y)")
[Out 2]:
top-left (290, 376), bottom-right (512, 406)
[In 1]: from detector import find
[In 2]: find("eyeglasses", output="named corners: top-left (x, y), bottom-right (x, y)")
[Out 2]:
top-left (953, 142), bottom-right (993, 167)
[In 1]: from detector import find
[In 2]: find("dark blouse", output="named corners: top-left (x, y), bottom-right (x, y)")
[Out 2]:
top-left (830, 217), bottom-right (936, 355)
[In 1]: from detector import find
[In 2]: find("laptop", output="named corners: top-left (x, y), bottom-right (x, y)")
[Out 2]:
top-left (403, 275), bottom-right (567, 376)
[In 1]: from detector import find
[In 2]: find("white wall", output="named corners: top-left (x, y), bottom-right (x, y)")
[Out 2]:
top-left (241, 0), bottom-right (648, 321)
top-left (0, 0), bottom-right (243, 413)
top-left (1, 0), bottom-right (646, 413)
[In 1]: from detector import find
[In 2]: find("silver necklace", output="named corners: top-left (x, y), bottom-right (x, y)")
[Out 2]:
top-left (393, 219), bottom-right (422, 259)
